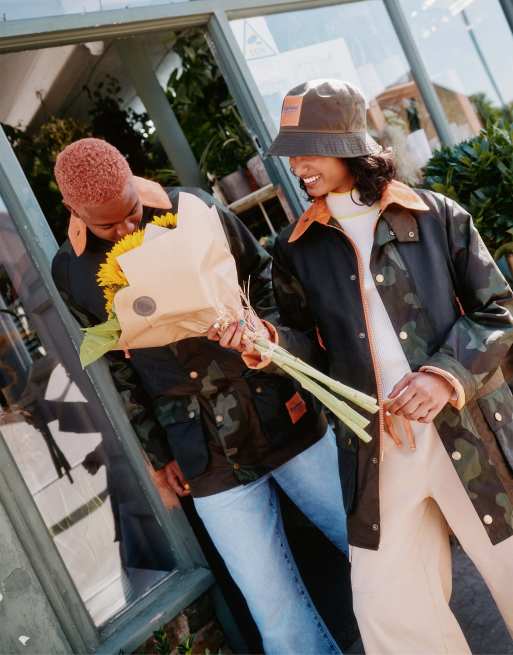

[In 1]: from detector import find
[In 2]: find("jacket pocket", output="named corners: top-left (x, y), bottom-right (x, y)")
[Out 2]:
top-left (246, 373), bottom-right (317, 449)
top-left (154, 397), bottom-right (209, 479)
top-left (477, 384), bottom-right (513, 474)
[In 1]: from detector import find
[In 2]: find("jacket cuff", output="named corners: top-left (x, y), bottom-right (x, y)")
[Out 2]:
top-left (419, 365), bottom-right (465, 409)
top-left (421, 352), bottom-right (477, 404)
top-left (241, 320), bottom-right (279, 369)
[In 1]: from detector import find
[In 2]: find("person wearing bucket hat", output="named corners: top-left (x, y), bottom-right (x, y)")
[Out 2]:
top-left (51, 138), bottom-right (350, 655)
top-left (267, 79), bottom-right (381, 160)
top-left (219, 80), bottom-right (513, 653)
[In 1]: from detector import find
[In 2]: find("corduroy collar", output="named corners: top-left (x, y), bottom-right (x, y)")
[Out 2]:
top-left (288, 179), bottom-right (429, 243)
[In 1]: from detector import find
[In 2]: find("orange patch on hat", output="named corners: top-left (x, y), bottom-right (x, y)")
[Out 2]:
top-left (280, 96), bottom-right (303, 127)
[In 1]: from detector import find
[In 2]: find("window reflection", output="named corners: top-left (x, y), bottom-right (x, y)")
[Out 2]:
top-left (401, 0), bottom-right (513, 141)
top-left (0, 202), bottom-right (175, 625)
top-left (232, 1), bottom-right (441, 183)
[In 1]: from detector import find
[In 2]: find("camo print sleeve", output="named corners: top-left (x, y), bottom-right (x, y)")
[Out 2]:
top-left (423, 197), bottom-right (513, 403)
top-left (53, 278), bottom-right (173, 470)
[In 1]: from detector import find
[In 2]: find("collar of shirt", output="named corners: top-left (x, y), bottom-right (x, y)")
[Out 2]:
top-left (289, 179), bottom-right (429, 244)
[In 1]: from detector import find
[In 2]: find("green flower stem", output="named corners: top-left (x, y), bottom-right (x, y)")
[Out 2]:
top-left (279, 363), bottom-right (372, 443)
top-left (254, 337), bottom-right (378, 414)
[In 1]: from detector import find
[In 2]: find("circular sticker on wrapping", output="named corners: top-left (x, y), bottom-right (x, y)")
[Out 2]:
top-left (133, 296), bottom-right (157, 316)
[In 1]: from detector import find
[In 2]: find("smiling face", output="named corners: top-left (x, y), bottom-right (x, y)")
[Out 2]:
top-left (289, 155), bottom-right (354, 197)
top-left (67, 177), bottom-right (143, 242)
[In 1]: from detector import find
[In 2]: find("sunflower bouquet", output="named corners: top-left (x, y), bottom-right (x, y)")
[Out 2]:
top-left (80, 192), bottom-right (378, 442)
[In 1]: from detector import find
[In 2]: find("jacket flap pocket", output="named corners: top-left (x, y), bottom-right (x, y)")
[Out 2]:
top-left (477, 384), bottom-right (513, 473)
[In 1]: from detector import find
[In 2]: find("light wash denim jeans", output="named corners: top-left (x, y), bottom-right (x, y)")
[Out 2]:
top-left (194, 427), bottom-right (347, 655)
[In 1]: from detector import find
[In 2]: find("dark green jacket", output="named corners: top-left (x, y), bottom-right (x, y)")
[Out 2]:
top-left (52, 186), bottom-right (326, 497)
top-left (271, 182), bottom-right (513, 549)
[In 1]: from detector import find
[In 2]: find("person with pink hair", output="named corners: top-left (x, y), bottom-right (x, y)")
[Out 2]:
top-left (52, 138), bottom-right (350, 655)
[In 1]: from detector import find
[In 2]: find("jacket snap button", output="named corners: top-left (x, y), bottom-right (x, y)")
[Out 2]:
top-left (408, 231), bottom-right (415, 238)
top-left (375, 274), bottom-right (384, 283)
top-left (372, 457), bottom-right (378, 464)
top-left (494, 412), bottom-right (503, 422)
top-left (216, 415), bottom-right (223, 424)
top-left (451, 451), bottom-right (462, 461)
top-left (188, 411), bottom-right (195, 419)
top-left (189, 371), bottom-right (199, 379)
top-left (372, 523), bottom-right (379, 531)
top-left (256, 387), bottom-right (262, 394)
top-left (350, 274), bottom-right (357, 281)
top-left (233, 463), bottom-right (240, 470)
top-left (358, 332), bottom-right (366, 339)
top-left (483, 514), bottom-right (493, 525)
top-left (399, 331), bottom-right (408, 340)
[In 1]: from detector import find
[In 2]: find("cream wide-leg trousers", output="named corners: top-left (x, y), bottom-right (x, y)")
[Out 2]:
top-left (350, 421), bottom-right (513, 655)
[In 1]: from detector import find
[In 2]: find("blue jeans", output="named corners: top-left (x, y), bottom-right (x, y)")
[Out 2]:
top-left (194, 427), bottom-right (347, 655)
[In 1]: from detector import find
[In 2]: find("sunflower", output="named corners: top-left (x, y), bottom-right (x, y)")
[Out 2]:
top-left (96, 229), bottom-right (145, 288)
top-left (151, 212), bottom-right (177, 229)
top-left (96, 215), bottom-right (178, 315)
top-left (103, 286), bottom-right (119, 316)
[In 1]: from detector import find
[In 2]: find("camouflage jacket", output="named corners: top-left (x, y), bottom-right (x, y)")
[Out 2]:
top-left (271, 180), bottom-right (513, 549)
top-left (52, 186), bottom-right (326, 497)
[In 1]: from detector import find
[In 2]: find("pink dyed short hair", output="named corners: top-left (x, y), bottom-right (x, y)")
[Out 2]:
top-left (55, 138), bottom-right (132, 207)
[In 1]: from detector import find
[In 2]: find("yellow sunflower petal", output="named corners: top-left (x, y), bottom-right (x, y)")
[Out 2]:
top-left (103, 286), bottom-right (118, 316)
top-left (97, 260), bottom-right (127, 288)
top-left (109, 229), bottom-right (145, 259)
top-left (152, 212), bottom-right (177, 229)
top-left (96, 230), bottom-right (145, 288)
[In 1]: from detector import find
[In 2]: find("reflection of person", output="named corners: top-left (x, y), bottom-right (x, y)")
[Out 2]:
top-left (51, 138), bottom-right (348, 654)
top-left (405, 97), bottom-right (421, 132)
top-left (221, 80), bottom-right (513, 653)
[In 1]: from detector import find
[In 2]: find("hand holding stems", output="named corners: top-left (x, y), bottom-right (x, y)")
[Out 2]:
top-left (209, 319), bottom-right (379, 444)
top-left (207, 317), bottom-right (266, 353)
top-left (383, 371), bottom-right (454, 450)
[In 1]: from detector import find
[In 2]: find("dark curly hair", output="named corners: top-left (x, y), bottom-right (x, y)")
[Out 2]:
top-left (298, 149), bottom-right (396, 205)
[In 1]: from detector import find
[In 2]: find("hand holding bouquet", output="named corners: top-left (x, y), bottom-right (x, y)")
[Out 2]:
top-left (80, 192), bottom-right (378, 442)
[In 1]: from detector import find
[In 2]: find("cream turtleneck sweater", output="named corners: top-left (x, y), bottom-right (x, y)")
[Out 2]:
top-left (326, 190), bottom-right (411, 398)
top-left (325, 190), bottom-right (463, 414)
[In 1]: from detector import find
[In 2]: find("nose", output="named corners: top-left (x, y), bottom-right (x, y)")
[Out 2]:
top-left (115, 219), bottom-right (137, 239)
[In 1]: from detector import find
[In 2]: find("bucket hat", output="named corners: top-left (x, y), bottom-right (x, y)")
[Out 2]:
top-left (267, 79), bottom-right (381, 158)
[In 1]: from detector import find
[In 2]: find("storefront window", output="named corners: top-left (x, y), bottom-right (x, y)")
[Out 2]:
top-left (0, 0), bottom-right (188, 22)
top-left (231, 1), bottom-right (441, 183)
top-left (0, 196), bottom-right (176, 626)
top-left (400, 0), bottom-right (513, 142)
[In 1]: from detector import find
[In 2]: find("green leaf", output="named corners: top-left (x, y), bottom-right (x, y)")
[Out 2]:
top-left (79, 317), bottom-right (121, 368)
top-left (81, 316), bottom-right (121, 336)
top-left (423, 109), bottom-right (513, 252)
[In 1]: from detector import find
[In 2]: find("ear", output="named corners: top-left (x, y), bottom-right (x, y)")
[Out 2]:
top-left (68, 214), bottom-right (87, 256)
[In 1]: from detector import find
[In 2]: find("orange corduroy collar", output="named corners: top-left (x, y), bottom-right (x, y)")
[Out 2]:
top-left (288, 179), bottom-right (429, 243)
